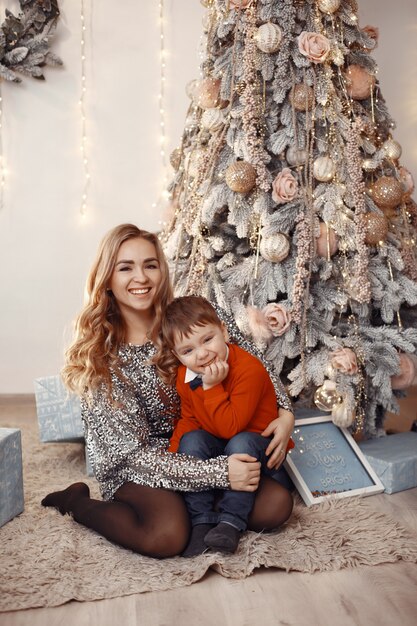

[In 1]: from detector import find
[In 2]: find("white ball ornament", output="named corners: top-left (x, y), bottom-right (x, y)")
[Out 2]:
top-left (201, 108), bottom-right (225, 132)
top-left (317, 0), bottom-right (341, 14)
top-left (260, 233), bottom-right (290, 262)
top-left (382, 139), bottom-right (402, 161)
top-left (286, 146), bottom-right (307, 166)
top-left (331, 400), bottom-right (355, 428)
top-left (254, 23), bottom-right (282, 53)
top-left (313, 155), bottom-right (336, 182)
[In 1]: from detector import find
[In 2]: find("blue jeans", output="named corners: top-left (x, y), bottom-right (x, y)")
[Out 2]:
top-left (178, 430), bottom-right (289, 531)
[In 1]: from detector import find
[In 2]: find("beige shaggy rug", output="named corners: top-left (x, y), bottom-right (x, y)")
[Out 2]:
top-left (1, 419), bottom-right (417, 612)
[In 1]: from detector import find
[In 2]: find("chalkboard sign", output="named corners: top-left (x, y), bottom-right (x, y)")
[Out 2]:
top-left (284, 415), bottom-right (384, 506)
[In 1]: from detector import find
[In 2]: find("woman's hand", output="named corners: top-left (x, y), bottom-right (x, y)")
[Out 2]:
top-left (227, 454), bottom-right (261, 491)
top-left (261, 408), bottom-right (295, 470)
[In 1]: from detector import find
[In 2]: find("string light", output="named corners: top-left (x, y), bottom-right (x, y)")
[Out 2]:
top-left (0, 86), bottom-right (5, 210)
top-left (154, 0), bottom-right (171, 216)
top-left (79, 0), bottom-right (90, 216)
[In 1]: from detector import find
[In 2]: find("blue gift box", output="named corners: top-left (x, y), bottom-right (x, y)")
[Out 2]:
top-left (359, 432), bottom-right (417, 494)
top-left (34, 375), bottom-right (83, 443)
top-left (0, 428), bottom-right (24, 527)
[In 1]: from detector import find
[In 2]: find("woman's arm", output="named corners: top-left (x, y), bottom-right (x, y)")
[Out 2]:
top-left (82, 390), bottom-right (260, 497)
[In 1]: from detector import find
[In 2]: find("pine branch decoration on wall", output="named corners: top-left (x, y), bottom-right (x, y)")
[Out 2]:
top-left (0, 0), bottom-right (62, 83)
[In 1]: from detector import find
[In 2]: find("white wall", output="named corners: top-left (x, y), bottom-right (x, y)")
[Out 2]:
top-left (0, 0), bottom-right (416, 393)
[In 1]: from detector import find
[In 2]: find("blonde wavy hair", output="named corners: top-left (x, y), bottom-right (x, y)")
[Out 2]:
top-left (62, 224), bottom-right (173, 398)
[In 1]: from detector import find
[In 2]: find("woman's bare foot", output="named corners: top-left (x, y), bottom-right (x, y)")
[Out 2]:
top-left (41, 482), bottom-right (90, 515)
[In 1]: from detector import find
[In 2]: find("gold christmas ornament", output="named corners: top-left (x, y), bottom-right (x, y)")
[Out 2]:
top-left (254, 22), bottom-right (283, 54)
top-left (372, 176), bottom-right (403, 211)
top-left (382, 138), bottom-right (402, 161)
top-left (259, 233), bottom-right (290, 262)
top-left (286, 146), bottom-right (308, 166)
top-left (195, 77), bottom-right (226, 109)
top-left (225, 161), bottom-right (257, 193)
top-left (170, 147), bottom-right (182, 171)
top-left (317, 0), bottom-right (341, 14)
top-left (289, 83), bottom-right (314, 111)
top-left (363, 212), bottom-right (389, 245)
top-left (314, 380), bottom-right (343, 412)
top-left (313, 155), bottom-right (336, 182)
top-left (201, 108), bottom-right (225, 132)
top-left (315, 222), bottom-right (338, 258)
top-left (331, 400), bottom-right (355, 428)
top-left (345, 64), bottom-right (375, 100)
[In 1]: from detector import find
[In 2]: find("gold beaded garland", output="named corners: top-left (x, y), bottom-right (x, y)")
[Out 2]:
top-left (363, 212), bottom-right (389, 245)
top-left (289, 83), bottom-right (314, 112)
top-left (317, 0), bottom-right (341, 14)
top-left (254, 22), bottom-right (283, 54)
top-left (225, 161), bottom-right (257, 193)
top-left (260, 233), bottom-right (290, 262)
top-left (372, 176), bottom-right (403, 211)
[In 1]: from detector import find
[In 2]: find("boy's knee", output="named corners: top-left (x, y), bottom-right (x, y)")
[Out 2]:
top-left (178, 430), bottom-right (211, 456)
top-left (225, 432), bottom-right (265, 457)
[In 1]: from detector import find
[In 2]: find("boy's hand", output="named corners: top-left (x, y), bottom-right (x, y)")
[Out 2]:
top-left (202, 360), bottom-right (229, 390)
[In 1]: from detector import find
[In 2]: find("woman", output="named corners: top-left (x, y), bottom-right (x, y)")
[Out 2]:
top-left (42, 224), bottom-right (295, 558)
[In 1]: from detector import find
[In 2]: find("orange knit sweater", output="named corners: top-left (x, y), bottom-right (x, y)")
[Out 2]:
top-left (169, 343), bottom-right (294, 454)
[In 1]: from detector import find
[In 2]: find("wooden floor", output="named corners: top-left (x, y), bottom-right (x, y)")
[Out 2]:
top-left (1, 394), bottom-right (417, 626)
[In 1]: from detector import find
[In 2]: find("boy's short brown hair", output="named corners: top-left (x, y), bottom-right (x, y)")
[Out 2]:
top-left (153, 296), bottom-right (222, 385)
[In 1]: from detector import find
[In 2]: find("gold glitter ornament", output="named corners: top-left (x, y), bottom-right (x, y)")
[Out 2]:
top-left (314, 380), bottom-right (343, 412)
top-left (363, 212), bottom-right (389, 245)
top-left (201, 108), bottom-right (225, 132)
top-left (317, 0), bottom-right (341, 13)
top-left (170, 147), bottom-right (182, 171)
top-left (372, 176), bottom-right (403, 211)
top-left (225, 161), bottom-right (257, 193)
top-left (313, 155), bottom-right (336, 182)
top-left (254, 22), bottom-right (283, 54)
top-left (289, 83), bottom-right (314, 112)
top-left (286, 146), bottom-right (308, 166)
top-left (195, 77), bottom-right (227, 109)
top-left (382, 138), bottom-right (402, 161)
top-left (259, 233), bottom-right (290, 262)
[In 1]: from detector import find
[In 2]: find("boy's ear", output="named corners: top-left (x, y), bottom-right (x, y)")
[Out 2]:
top-left (221, 322), bottom-right (229, 342)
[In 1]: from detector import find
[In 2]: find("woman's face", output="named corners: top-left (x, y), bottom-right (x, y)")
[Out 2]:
top-left (109, 237), bottom-right (162, 319)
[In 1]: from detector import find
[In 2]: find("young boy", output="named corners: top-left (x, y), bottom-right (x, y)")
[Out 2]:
top-left (155, 296), bottom-right (294, 557)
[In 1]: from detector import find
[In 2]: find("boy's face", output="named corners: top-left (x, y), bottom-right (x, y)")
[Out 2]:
top-left (173, 322), bottom-right (229, 374)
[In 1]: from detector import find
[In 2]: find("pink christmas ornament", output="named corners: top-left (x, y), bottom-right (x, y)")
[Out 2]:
top-left (262, 303), bottom-right (292, 337)
top-left (246, 306), bottom-right (273, 343)
top-left (272, 168), bottom-right (298, 204)
top-left (297, 31), bottom-right (331, 64)
top-left (330, 348), bottom-right (358, 375)
top-left (315, 222), bottom-right (338, 258)
top-left (345, 65), bottom-right (376, 100)
top-left (391, 353), bottom-right (417, 390)
top-left (399, 167), bottom-right (415, 198)
top-left (361, 25), bottom-right (379, 50)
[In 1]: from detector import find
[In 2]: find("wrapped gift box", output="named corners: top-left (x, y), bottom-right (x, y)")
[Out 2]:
top-left (0, 428), bottom-right (24, 527)
top-left (359, 432), bottom-right (417, 494)
top-left (34, 375), bottom-right (83, 442)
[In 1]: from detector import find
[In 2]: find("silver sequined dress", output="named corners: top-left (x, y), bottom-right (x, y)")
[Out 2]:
top-left (82, 308), bottom-right (292, 501)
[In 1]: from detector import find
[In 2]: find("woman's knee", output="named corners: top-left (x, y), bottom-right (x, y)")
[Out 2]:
top-left (248, 477), bottom-right (294, 532)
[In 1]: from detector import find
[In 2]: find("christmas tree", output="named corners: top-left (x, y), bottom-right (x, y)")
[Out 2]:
top-left (162, 0), bottom-right (417, 437)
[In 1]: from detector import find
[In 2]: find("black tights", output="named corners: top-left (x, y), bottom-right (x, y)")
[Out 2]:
top-left (41, 476), bottom-right (293, 559)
